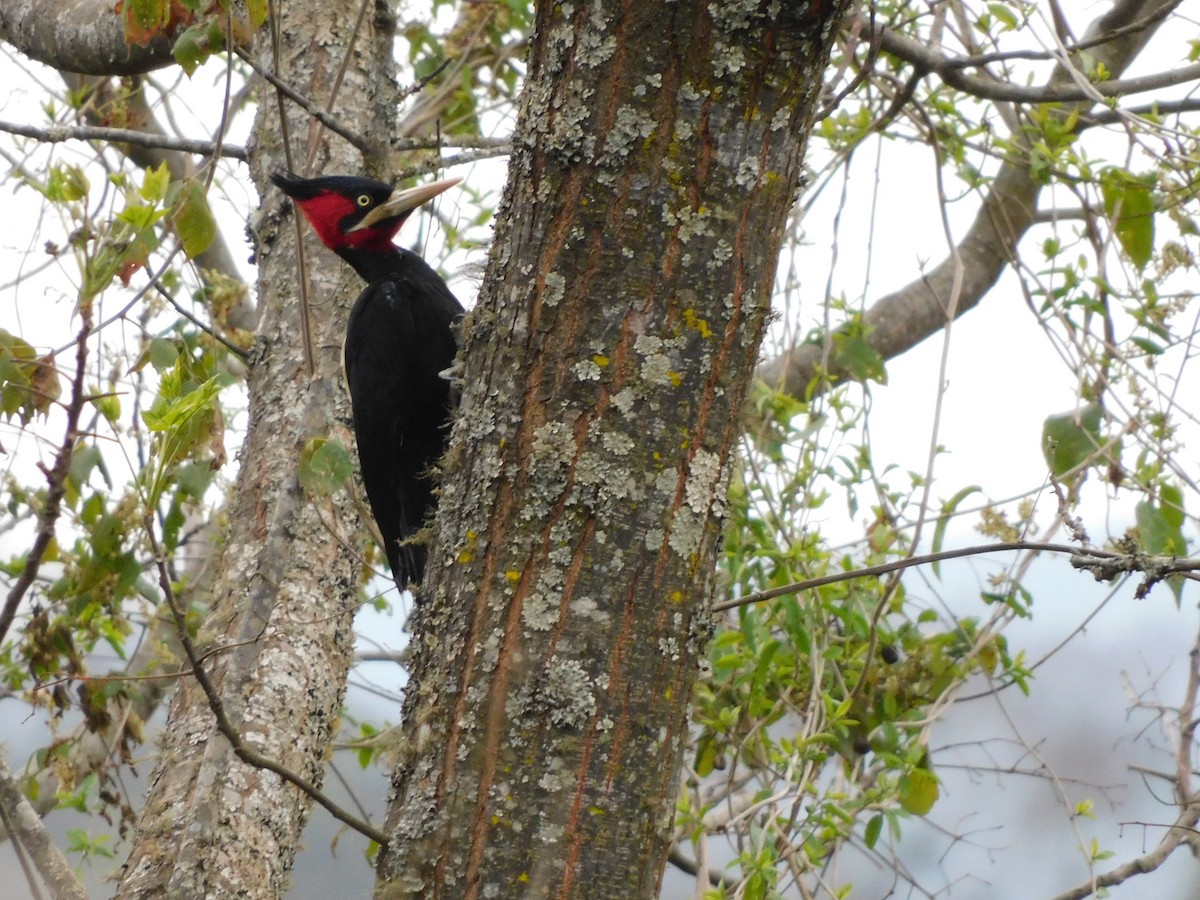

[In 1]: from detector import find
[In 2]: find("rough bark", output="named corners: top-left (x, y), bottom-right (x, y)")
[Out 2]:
top-left (756, 0), bottom-right (1181, 400)
top-left (375, 1), bottom-right (848, 897)
top-left (112, 2), bottom-right (398, 897)
top-left (0, 0), bottom-right (174, 75)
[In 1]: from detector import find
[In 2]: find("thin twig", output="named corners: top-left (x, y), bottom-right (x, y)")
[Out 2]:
top-left (153, 283), bottom-right (250, 360)
top-left (713, 540), bottom-right (1200, 613)
top-left (398, 145), bottom-right (511, 180)
top-left (0, 304), bottom-right (92, 645)
top-left (235, 47), bottom-right (372, 155)
top-left (872, 22), bottom-right (1200, 104)
top-left (302, 0), bottom-right (374, 173)
top-left (260, 3), bottom-right (316, 377)
top-left (55, 244), bottom-right (184, 355)
top-left (907, 2), bottom-right (1174, 70)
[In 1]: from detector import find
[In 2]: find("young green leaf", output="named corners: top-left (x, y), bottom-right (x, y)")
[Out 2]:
top-left (931, 485), bottom-right (981, 578)
top-left (1100, 169), bottom-right (1156, 271)
top-left (1042, 403), bottom-right (1103, 478)
top-left (171, 180), bottom-right (217, 259)
top-left (898, 767), bottom-right (939, 816)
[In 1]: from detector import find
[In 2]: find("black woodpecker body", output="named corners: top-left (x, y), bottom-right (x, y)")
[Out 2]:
top-left (271, 171), bottom-right (463, 591)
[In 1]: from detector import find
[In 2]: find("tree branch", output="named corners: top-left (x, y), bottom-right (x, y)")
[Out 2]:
top-left (0, 117), bottom-right (247, 161)
top-left (0, 0), bottom-right (175, 75)
top-left (144, 515), bottom-right (389, 849)
top-left (713, 539), bottom-right (1200, 613)
top-left (1048, 803), bottom-right (1200, 899)
top-left (871, 17), bottom-right (1200, 103)
top-left (756, 0), bottom-right (1182, 401)
top-left (0, 754), bottom-right (87, 900)
top-left (933, 2), bottom-right (1176, 69)
top-left (234, 47), bottom-right (374, 157)
top-left (0, 305), bottom-right (91, 646)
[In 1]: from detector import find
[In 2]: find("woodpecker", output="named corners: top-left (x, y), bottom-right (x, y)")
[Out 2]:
top-left (272, 171), bottom-right (462, 591)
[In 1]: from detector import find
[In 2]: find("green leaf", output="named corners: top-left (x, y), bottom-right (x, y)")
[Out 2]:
top-left (91, 513), bottom-right (120, 558)
top-left (1042, 403), bottom-right (1102, 478)
top-left (247, 0), bottom-right (269, 28)
top-left (171, 180), bottom-right (216, 259)
top-left (0, 330), bottom-right (60, 424)
top-left (68, 445), bottom-right (103, 490)
top-left (142, 370), bottom-right (230, 505)
top-left (864, 813), bottom-right (884, 849)
top-left (92, 391), bottom-right (121, 425)
top-left (694, 734), bottom-right (717, 777)
top-left (46, 164), bottom-right (89, 203)
top-left (121, 0), bottom-right (170, 46)
top-left (931, 486), bottom-right (980, 578)
top-left (140, 161), bottom-right (170, 203)
top-left (832, 334), bottom-right (887, 384)
top-left (171, 20), bottom-right (225, 76)
top-left (1136, 500), bottom-right (1186, 556)
top-left (898, 767), bottom-right (939, 816)
top-left (1130, 336), bottom-right (1165, 357)
top-left (172, 24), bottom-right (208, 76)
top-left (298, 437), bottom-right (355, 495)
top-left (1160, 482), bottom-right (1185, 530)
top-left (152, 337), bottom-right (181, 371)
top-left (1100, 169), bottom-right (1156, 271)
top-left (56, 771), bottom-right (99, 813)
top-left (987, 2), bottom-right (1018, 29)
top-left (1135, 497), bottom-right (1186, 603)
top-left (116, 201), bottom-right (162, 232)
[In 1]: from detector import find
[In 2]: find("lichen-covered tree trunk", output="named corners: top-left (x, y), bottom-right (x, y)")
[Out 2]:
top-left (376, 2), bottom-right (847, 897)
top-left (114, 3), bottom-right (398, 896)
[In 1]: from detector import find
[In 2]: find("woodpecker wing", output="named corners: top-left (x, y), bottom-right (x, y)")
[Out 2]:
top-left (344, 249), bottom-right (463, 589)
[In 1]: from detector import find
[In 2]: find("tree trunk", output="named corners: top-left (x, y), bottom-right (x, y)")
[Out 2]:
top-left (376, 2), bottom-right (848, 897)
top-left (114, 3), bottom-right (398, 896)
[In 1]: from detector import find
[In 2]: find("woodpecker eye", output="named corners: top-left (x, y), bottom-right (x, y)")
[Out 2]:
top-left (356, 194), bottom-right (371, 207)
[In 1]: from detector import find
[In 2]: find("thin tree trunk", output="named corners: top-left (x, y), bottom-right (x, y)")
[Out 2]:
top-left (113, 2), bottom-right (398, 896)
top-left (375, 2), bottom-right (848, 897)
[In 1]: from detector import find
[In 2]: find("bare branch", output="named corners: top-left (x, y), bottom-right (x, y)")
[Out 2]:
top-left (871, 16), bottom-right (1200, 103)
top-left (235, 47), bottom-right (373, 157)
top-left (713, 540), bottom-right (1200, 613)
top-left (1049, 803), bottom-right (1200, 899)
top-left (0, 117), bottom-right (247, 161)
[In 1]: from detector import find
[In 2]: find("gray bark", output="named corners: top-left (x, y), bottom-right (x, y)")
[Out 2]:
top-left (0, 0), bottom-right (174, 75)
top-left (0, 755), bottom-right (87, 900)
top-left (112, 1), bottom-right (398, 896)
top-left (375, 2), bottom-right (849, 896)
